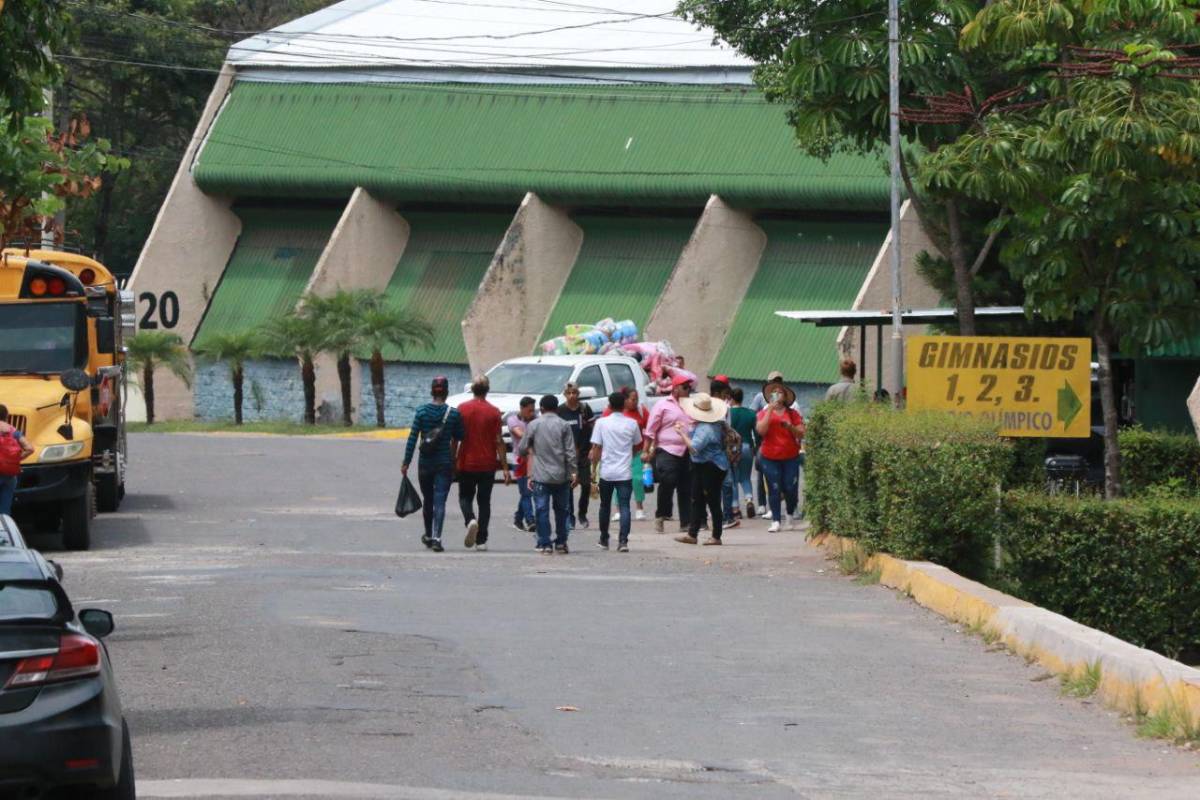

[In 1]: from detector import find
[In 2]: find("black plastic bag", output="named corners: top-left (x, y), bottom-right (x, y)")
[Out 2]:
top-left (395, 475), bottom-right (423, 518)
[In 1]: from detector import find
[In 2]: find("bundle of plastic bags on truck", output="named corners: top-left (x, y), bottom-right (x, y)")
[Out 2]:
top-left (538, 317), bottom-right (639, 357)
top-left (537, 318), bottom-right (693, 395)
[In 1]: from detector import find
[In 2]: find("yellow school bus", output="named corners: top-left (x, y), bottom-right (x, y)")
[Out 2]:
top-left (0, 248), bottom-right (132, 549)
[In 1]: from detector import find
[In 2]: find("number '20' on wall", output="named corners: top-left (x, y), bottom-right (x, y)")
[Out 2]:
top-left (139, 291), bottom-right (179, 330)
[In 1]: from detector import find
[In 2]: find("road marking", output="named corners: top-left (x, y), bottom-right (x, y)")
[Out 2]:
top-left (137, 779), bottom-right (610, 799)
top-left (119, 612), bottom-right (173, 619)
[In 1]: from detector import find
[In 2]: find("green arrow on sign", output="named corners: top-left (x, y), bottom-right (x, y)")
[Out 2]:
top-left (1057, 380), bottom-right (1083, 428)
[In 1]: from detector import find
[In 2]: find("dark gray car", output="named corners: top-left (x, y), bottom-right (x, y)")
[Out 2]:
top-left (0, 515), bottom-right (133, 799)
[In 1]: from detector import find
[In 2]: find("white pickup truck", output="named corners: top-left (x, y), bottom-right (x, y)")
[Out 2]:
top-left (448, 355), bottom-right (661, 418)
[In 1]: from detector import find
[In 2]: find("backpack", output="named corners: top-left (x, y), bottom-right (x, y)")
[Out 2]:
top-left (418, 406), bottom-right (452, 458)
top-left (0, 430), bottom-right (22, 477)
top-left (721, 422), bottom-right (742, 466)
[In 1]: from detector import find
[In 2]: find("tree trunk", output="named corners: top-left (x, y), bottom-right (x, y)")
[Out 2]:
top-left (371, 350), bottom-right (386, 428)
top-left (1095, 331), bottom-right (1122, 499)
top-left (301, 355), bottom-right (316, 425)
top-left (338, 351), bottom-right (353, 427)
top-left (142, 362), bottom-right (155, 425)
top-left (232, 365), bottom-right (244, 426)
top-left (945, 199), bottom-right (977, 336)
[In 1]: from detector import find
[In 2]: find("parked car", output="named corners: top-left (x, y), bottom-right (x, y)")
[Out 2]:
top-left (0, 514), bottom-right (133, 799)
top-left (448, 355), bottom-right (662, 469)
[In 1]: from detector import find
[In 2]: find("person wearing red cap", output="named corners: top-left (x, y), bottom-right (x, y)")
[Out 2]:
top-left (402, 376), bottom-right (464, 552)
top-left (644, 372), bottom-right (695, 533)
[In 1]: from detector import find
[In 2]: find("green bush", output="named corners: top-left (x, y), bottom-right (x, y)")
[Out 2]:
top-left (806, 403), bottom-right (1011, 578)
top-left (1120, 427), bottom-right (1200, 497)
top-left (1000, 492), bottom-right (1200, 659)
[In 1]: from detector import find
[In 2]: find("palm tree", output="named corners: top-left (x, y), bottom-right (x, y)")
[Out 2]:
top-left (192, 331), bottom-right (263, 425)
top-left (301, 290), bottom-right (371, 427)
top-left (357, 305), bottom-right (435, 427)
top-left (258, 311), bottom-right (328, 425)
top-left (125, 332), bottom-right (192, 425)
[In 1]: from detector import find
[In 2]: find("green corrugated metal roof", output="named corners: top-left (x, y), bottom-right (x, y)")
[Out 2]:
top-left (539, 215), bottom-right (695, 345)
top-left (193, 207), bottom-right (338, 347)
top-left (379, 212), bottom-right (509, 363)
top-left (194, 81), bottom-right (888, 210)
top-left (711, 220), bottom-right (887, 384)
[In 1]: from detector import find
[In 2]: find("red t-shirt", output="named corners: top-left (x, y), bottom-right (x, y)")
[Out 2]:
top-left (457, 398), bottom-right (503, 472)
top-left (757, 407), bottom-right (804, 461)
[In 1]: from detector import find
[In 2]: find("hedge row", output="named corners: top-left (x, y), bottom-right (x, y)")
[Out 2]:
top-left (1119, 426), bottom-right (1200, 497)
top-left (1000, 492), bottom-right (1200, 659)
top-left (806, 404), bottom-right (1011, 579)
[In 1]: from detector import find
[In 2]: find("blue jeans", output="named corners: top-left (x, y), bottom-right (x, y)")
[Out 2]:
top-left (759, 456), bottom-right (800, 522)
top-left (734, 444), bottom-right (754, 502)
top-left (532, 481), bottom-right (571, 548)
top-left (418, 467), bottom-right (452, 540)
top-left (722, 471), bottom-right (735, 523)
top-left (0, 475), bottom-right (15, 517)
top-left (514, 476), bottom-right (534, 527)
top-left (598, 479), bottom-right (632, 545)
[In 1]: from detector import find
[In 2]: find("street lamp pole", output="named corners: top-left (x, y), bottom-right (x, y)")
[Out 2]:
top-left (888, 0), bottom-right (904, 404)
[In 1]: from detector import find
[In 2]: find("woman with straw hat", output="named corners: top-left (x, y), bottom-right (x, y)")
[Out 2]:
top-left (671, 392), bottom-right (730, 546)
top-left (755, 378), bottom-right (805, 532)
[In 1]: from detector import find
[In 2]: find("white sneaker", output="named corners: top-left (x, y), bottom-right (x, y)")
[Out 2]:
top-left (757, 506), bottom-right (768, 518)
top-left (464, 519), bottom-right (479, 549)
top-left (475, 543), bottom-right (488, 552)
top-left (612, 511), bottom-right (621, 522)
top-left (787, 515), bottom-right (798, 531)
top-left (767, 521), bottom-right (781, 533)
top-left (635, 510), bottom-right (647, 521)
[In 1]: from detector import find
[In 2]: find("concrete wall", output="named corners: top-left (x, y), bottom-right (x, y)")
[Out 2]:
top-left (128, 65), bottom-right (241, 420)
top-left (358, 361), bottom-right (472, 428)
top-left (644, 195), bottom-right (766, 376)
top-left (838, 200), bottom-right (941, 395)
top-left (303, 188), bottom-right (411, 422)
top-left (462, 193), bottom-right (582, 375)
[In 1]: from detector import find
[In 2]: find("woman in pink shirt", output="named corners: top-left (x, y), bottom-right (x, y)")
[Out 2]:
top-left (644, 374), bottom-right (695, 533)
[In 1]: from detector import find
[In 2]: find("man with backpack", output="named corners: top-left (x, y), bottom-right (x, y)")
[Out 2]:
top-left (402, 377), bottom-right (464, 552)
top-left (0, 405), bottom-right (34, 516)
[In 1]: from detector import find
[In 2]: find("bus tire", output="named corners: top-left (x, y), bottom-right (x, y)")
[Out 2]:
top-left (62, 483), bottom-right (93, 551)
top-left (97, 472), bottom-right (122, 512)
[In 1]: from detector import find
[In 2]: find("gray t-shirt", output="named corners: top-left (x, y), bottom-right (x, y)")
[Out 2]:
top-left (589, 414), bottom-right (642, 482)
top-left (518, 413), bottom-right (577, 485)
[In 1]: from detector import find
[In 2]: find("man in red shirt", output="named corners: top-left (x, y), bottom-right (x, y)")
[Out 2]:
top-left (457, 375), bottom-right (511, 551)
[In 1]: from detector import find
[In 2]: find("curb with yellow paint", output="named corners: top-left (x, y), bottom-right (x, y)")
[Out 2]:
top-left (813, 532), bottom-right (1200, 735)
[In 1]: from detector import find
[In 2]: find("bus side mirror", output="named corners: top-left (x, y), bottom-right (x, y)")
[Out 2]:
top-left (95, 319), bottom-right (116, 354)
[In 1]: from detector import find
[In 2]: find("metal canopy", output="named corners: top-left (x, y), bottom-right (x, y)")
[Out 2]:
top-left (774, 307), bottom-right (1027, 327)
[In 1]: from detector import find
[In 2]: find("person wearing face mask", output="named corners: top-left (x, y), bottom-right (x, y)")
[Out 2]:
top-left (754, 379), bottom-right (805, 533)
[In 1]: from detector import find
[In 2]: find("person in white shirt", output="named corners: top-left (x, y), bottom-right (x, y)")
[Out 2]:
top-left (589, 391), bottom-right (643, 552)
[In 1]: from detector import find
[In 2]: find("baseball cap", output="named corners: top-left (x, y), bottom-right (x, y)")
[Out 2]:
top-left (767, 370), bottom-right (784, 382)
top-left (671, 373), bottom-right (694, 388)
top-left (713, 374), bottom-right (730, 384)
top-left (431, 376), bottom-right (449, 392)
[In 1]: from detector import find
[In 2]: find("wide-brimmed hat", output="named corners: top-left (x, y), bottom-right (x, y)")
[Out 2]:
top-left (681, 392), bottom-right (728, 424)
top-left (761, 380), bottom-right (796, 408)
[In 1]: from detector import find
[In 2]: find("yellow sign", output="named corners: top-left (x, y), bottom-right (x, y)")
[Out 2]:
top-left (907, 336), bottom-right (1092, 438)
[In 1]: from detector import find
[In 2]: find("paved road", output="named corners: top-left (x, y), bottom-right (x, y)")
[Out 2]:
top-left (29, 434), bottom-right (1200, 799)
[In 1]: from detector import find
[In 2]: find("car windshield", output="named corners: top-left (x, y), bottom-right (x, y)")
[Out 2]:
top-left (0, 584), bottom-right (60, 621)
top-left (486, 364), bottom-right (574, 396)
top-left (0, 302), bottom-right (85, 374)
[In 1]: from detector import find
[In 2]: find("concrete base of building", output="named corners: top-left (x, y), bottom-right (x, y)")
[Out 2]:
top-left (813, 532), bottom-right (1200, 739)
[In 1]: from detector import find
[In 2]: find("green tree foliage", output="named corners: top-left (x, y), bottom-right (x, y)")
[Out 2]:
top-left (257, 310), bottom-right (328, 426)
top-left (0, 115), bottom-right (124, 246)
top-left (60, 1), bottom-right (337, 274)
top-left (126, 331), bottom-right (192, 425)
top-left (678, 0), bottom-right (1008, 332)
top-left (303, 290), bottom-right (434, 427)
top-left (0, 0), bottom-right (71, 121)
top-left (921, 0), bottom-right (1200, 497)
top-left (356, 304), bottom-right (434, 428)
top-left (192, 330), bottom-right (263, 425)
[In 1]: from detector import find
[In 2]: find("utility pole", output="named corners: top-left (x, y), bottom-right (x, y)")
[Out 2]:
top-left (888, 0), bottom-right (904, 404)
